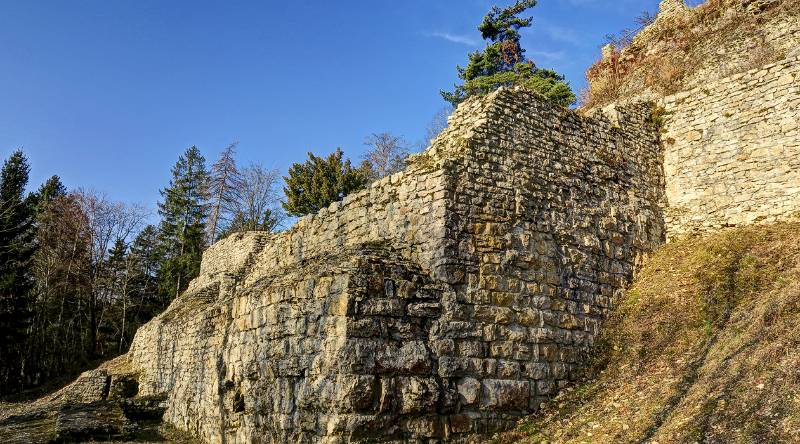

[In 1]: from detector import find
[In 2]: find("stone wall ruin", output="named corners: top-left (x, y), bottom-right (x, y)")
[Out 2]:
top-left (119, 88), bottom-right (666, 443)
top-left (660, 55), bottom-right (800, 237)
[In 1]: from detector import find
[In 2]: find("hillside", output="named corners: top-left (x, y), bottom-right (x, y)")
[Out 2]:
top-left (498, 221), bottom-right (800, 443)
top-left (583, 0), bottom-right (800, 108)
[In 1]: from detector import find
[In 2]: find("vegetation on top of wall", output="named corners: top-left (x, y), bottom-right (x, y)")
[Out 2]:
top-left (648, 106), bottom-right (671, 133)
top-left (582, 0), bottom-right (799, 109)
top-left (441, 0), bottom-right (576, 108)
top-left (495, 221), bottom-right (800, 443)
top-left (282, 149), bottom-right (371, 217)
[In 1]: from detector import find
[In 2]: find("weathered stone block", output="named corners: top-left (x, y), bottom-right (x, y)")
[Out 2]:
top-left (480, 379), bottom-right (529, 411)
top-left (397, 377), bottom-right (440, 415)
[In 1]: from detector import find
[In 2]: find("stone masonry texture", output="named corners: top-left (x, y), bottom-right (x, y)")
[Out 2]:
top-left (589, 0), bottom-right (800, 108)
top-left (110, 88), bottom-right (666, 443)
top-left (660, 55), bottom-right (800, 238)
top-left (26, 2), bottom-right (800, 443)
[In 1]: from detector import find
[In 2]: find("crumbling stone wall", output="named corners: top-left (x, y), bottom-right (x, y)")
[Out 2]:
top-left (588, 0), bottom-right (800, 108)
top-left (660, 55), bottom-right (800, 237)
top-left (121, 88), bottom-right (665, 443)
top-left (426, 89), bottom-right (665, 436)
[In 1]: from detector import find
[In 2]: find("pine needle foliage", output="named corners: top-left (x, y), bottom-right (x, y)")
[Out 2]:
top-left (0, 150), bottom-right (36, 390)
top-left (441, 0), bottom-right (576, 107)
top-left (282, 149), bottom-right (370, 217)
top-left (157, 146), bottom-right (209, 300)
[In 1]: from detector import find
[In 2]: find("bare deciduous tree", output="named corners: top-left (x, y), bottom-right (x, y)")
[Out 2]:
top-left (207, 142), bottom-right (243, 243)
top-left (223, 163), bottom-right (283, 235)
top-left (362, 132), bottom-right (409, 180)
top-left (421, 107), bottom-right (453, 150)
top-left (28, 193), bottom-right (92, 384)
top-left (74, 189), bottom-right (147, 356)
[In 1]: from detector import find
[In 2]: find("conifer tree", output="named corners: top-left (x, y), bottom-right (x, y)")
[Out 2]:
top-left (441, 0), bottom-right (576, 107)
top-left (32, 175), bottom-right (66, 214)
top-left (157, 146), bottom-right (209, 300)
top-left (0, 150), bottom-right (36, 390)
top-left (282, 148), bottom-right (370, 217)
top-left (222, 208), bottom-right (279, 236)
top-left (104, 238), bottom-right (137, 352)
top-left (129, 224), bottom-right (162, 310)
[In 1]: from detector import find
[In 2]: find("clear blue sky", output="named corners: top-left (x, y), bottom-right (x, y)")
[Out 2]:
top-left (1, 0), bottom-right (663, 212)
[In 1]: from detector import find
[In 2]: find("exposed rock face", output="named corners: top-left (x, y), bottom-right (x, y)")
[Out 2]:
top-left (115, 88), bottom-right (666, 442)
top-left (0, 367), bottom-right (168, 444)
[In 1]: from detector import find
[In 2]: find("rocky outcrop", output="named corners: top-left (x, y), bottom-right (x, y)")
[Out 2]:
top-left (0, 366), bottom-right (169, 444)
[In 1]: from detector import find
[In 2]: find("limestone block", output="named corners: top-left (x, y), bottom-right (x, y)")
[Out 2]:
top-left (480, 379), bottom-right (529, 411)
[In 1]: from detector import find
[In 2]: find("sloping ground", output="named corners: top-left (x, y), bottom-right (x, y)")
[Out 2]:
top-left (0, 356), bottom-right (197, 443)
top-left (498, 220), bottom-right (800, 443)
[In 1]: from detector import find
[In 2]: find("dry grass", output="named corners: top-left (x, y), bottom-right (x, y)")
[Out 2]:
top-left (582, 0), bottom-right (798, 109)
top-left (496, 221), bottom-right (800, 443)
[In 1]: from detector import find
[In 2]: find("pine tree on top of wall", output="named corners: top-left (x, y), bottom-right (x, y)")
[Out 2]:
top-left (441, 0), bottom-right (576, 107)
top-left (282, 148), bottom-right (370, 217)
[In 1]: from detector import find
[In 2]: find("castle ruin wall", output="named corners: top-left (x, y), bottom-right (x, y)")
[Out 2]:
top-left (124, 88), bottom-right (666, 442)
top-left (661, 55), bottom-right (800, 237)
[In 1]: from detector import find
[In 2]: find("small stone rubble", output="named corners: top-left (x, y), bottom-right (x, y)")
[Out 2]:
top-left (0, 367), bottom-right (167, 444)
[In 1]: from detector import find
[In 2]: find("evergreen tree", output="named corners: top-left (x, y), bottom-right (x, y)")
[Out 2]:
top-left (32, 175), bottom-right (66, 214)
top-left (440, 0), bottom-right (576, 107)
top-left (157, 146), bottom-right (209, 300)
top-left (0, 150), bottom-right (36, 390)
top-left (221, 208), bottom-right (279, 237)
top-left (129, 225), bottom-right (162, 311)
top-left (282, 148), bottom-right (370, 217)
top-left (104, 237), bottom-right (146, 353)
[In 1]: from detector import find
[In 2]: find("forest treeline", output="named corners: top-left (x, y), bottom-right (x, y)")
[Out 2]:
top-left (0, 144), bottom-right (287, 392)
top-left (0, 125), bottom-right (432, 394)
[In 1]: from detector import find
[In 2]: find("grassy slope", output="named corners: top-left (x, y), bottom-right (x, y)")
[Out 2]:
top-left (498, 221), bottom-right (800, 443)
